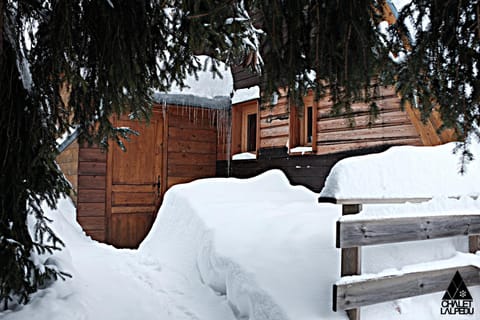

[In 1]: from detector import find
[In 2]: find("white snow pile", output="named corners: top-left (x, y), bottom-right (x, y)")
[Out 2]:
top-left (290, 146), bottom-right (313, 154)
top-left (139, 170), bottom-right (341, 320)
top-left (320, 142), bottom-right (480, 199)
top-left (3, 142), bottom-right (480, 320)
top-left (2, 198), bottom-right (239, 320)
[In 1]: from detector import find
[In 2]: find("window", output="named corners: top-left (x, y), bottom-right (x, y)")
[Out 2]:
top-left (231, 100), bottom-right (258, 155)
top-left (246, 113), bottom-right (257, 152)
top-left (290, 103), bottom-right (316, 152)
top-left (305, 106), bottom-right (313, 145)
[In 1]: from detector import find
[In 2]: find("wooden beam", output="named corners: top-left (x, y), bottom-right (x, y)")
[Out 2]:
top-left (341, 204), bottom-right (362, 320)
top-left (318, 196), bottom-right (431, 205)
top-left (337, 215), bottom-right (480, 248)
top-left (334, 265), bottom-right (480, 311)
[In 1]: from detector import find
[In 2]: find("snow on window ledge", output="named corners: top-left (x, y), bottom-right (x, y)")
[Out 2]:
top-left (232, 152), bottom-right (257, 160)
top-left (289, 146), bottom-right (313, 155)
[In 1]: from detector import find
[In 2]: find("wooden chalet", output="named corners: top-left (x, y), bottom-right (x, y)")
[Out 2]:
top-left (57, 86), bottom-right (455, 248)
top-left (220, 84), bottom-right (455, 193)
top-left (56, 1), bottom-right (456, 248)
top-left (57, 94), bottom-right (231, 248)
top-left (220, 0), bottom-right (456, 192)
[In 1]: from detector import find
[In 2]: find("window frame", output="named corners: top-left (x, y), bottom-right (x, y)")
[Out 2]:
top-left (231, 100), bottom-right (259, 156)
top-left (289, 95), bottom-right (317, 153)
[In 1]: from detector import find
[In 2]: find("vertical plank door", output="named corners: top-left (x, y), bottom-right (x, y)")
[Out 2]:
top-left (107, 110), bottom-right (164, 248)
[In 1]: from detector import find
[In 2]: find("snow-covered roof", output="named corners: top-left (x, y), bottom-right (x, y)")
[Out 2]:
top-left (166, 55), bottom-right (234, 99)
top-left (231, 86), bottom-right (260, 104)
top-left (57, 127), bottom-right (82, 152)
top-left (164, 55), bottom-right (260, 105)
top-left (152, 93), bottom-right (231, 110)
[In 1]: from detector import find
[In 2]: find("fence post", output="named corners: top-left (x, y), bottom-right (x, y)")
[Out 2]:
top-left (341, 204), bottom-right (362, 320)
top-left (469, 235), bottom-right (480, 253)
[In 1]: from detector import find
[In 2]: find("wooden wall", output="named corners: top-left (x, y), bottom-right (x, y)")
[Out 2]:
top-left (260, 91), bottom-right (290, 149)
top-left (77, 143), bottom-right (107, 242)
top-left (246, 86), bottom-right (427, 156)
top-left (56, 141), bottom-right (79, 203)
top-left (166, 106), bottom-right (221, 188)
top-left (216, 108), bottom-right (231, 161)
top-left (314, 86), bottom-right (423, 154)
top-left (72, 104), bottom-right (225, 247)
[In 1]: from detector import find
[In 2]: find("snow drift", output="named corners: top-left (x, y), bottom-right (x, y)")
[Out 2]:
top-left (139, 170), bottom-right (343, 320)
top-left (3, 141), bottom-right (480, 320)
top-left (320, 142), bottom-right (480, 199)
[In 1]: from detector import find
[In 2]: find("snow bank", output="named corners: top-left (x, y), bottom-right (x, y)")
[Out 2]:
top-left (3, 197), bottom-right (89, 320)
top-left (320, 142), bottom-right (480, 199)
top-left (139, 170), bottom-right (345, 320)
top-left (318, 141), bottom-right (480, 318)
top-left (5, 141), bottom-right (480, 320)
top-left (140, 166), bottom-right (480, 320)
top-left (4, 196), bottom-right (237, 320)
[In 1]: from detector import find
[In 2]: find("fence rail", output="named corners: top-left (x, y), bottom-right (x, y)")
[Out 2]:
top-left (337, 214), bottom-right (480, 248)
top-left (319, 196), bottom-right (480, 320)
top-left (334, 265), bottom-right (480, 311)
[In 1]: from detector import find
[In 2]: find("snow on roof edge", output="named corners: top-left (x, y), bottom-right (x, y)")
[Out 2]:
top-left (232, 86), bottom-right (260, 105)
top-left (152, 92), bottom-right (231, 110)
top-left (57, 127), bottom-right (82, 153)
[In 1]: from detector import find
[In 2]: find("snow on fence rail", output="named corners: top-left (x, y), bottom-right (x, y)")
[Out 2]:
top-left (318, 196), bottom-right (480, 320)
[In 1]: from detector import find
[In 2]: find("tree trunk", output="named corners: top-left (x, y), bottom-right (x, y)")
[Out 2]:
top-left (0, 0), bottom-right (4, 57)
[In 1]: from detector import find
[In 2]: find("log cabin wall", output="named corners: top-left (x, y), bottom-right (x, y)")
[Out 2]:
top-left (77, 143), bottom-right (107, 242)
top-left (252, 86), bottom-right (425, 156)
top-left (230, 86), bottom-right (424, 159)
top-left (216, 107), bottom-right (232, 161)
top-left (260, 91), bottom-right (290, 149)
top-left (56, 141), bottom-right (79, 204)
top-left (166, 105), bottom-right (225, 189)
top-left (313, 86), bottom-right (423, 154)
top-left (71, 103), bottom-right (228, 248)
top-left (223, 85), bottom-right (453, 192)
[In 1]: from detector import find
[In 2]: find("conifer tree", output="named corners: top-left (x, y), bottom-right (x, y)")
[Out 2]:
top-left (391, 0), bottom-right (480, 164)
top-left (1, 0), bottom-right (479, 308)
top-left (0, 0), bottom-right (256, 309)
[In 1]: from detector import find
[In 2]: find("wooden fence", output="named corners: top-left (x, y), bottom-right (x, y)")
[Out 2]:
top-left (318, 196), bottom-right (480, 320)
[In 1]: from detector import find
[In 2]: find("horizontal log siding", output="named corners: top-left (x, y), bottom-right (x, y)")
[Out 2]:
top-left (56, 141), bottom-right (79, 203)
top-left (259, 95), bottom-right (290, 149)
top-left (167, 106), bottom-right (219, 188)
top-left (315, 88), bottom-right (423, 154)
top-left (77, 143), bottom-right (107, 241)
top-left (253, 86), bottom-right (423, 156)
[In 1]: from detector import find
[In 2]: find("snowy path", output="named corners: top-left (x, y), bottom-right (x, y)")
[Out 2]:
top-left (67, 243), bottom-right (236, 320)
top-left (1, 198), bottom-right (236, 320)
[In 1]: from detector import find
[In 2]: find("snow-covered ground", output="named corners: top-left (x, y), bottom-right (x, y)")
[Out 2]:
top-left (2, 142), bottom-right (480, 320)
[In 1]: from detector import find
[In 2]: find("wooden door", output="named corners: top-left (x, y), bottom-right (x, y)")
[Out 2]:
top-left (107, 109), bottom-right (164, 248)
